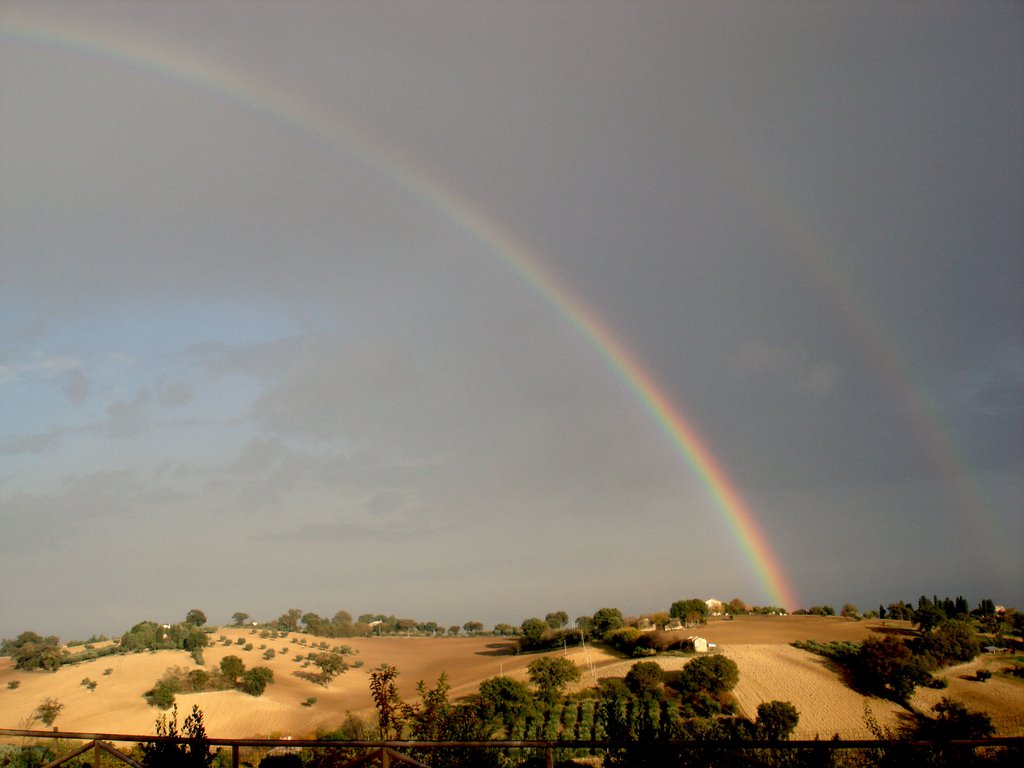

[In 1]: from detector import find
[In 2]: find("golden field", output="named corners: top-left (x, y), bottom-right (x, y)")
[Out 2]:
top-left (1, 617), bottom-right (1021, 740)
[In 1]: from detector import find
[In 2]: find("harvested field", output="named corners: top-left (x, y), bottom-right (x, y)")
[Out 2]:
top-left (910, 655), bottom-right (1024, 736)
top-left (698, 615), bottom-right (908, 645)
top-left (0, 630), bottom-right (556, 738)
top-left (724, 644), bottom-right (908, 739)
top-left (2, 619), bottom-right (1020, 739)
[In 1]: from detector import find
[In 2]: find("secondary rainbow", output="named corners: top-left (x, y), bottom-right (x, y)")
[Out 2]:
top-left (1, 14), bottom-right (800, 609)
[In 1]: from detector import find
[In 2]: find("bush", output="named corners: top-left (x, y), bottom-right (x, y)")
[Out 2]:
top-left (976, 669), bottom-right (992, 682)
top-left (139, 703), bottom-right (212, 768)
top-left (7, 681), bottom-right (19, 690)
top-left (146, 682), bottom-right (176, 710)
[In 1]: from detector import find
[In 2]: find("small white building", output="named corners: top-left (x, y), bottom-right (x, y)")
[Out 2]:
top-left (689, 636), bottom-right (709, 652)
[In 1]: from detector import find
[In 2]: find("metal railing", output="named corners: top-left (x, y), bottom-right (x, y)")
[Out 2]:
top-left (2, 727), bottom-right (1023, 768)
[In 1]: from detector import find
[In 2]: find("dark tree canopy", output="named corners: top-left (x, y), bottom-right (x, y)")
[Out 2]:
top-left (591, 607), bottom-right (624, 636)
top-left (544, 611), bottom-right (568, 629)
top-left (669, 599), bottom-right (708, 621)
top-left (624, 661), bottom-right (663, 697)
top-left (184, 609), bottom-right (207, 627)
top-left (220, 655), bottom-right (245, 682)
top-left (756, 701), bottom-right (800, 740)
top-left (676, 655), bottom-right (739, 695)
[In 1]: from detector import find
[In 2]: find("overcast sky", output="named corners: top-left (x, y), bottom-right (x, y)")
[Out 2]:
top-left (1, 1), bottom-right (1021, 640)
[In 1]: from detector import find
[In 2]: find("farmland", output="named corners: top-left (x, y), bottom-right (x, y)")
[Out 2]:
top-left (1, 616), bottom-right (1021, 739)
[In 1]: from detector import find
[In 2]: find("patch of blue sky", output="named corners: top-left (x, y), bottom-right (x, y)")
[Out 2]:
top-left (36, 296), bottom-right (304, 359)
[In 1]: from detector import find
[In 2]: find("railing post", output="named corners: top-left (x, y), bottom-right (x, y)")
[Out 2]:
top-left (381, 745), bottom-right (390, 768)
top-left (94, 740), bottom-right (102, 768)
top-left (545, 743), bottom-right (554, 768)
top-left (232, 744), bottom-right (239, 768)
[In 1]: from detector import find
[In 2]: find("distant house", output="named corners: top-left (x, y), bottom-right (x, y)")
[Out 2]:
top-left (664, 619), bottom-right (684, 632)
top-left (689, 636), bottom-right (709, 652)
top-left (705, 599), bottom-right (724, 615)
top-left (636, 617), bottom-right (656, 633)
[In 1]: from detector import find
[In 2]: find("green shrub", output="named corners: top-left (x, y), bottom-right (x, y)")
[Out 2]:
top-left (240, 667), bottom-right (274, 696)
top-left (146, 682), bottom-right (176, 709)
top-left (302, 697), bottom-right (317, 707)
top-left (244, 643), bottom-right (253, 651)
top-left (976, 669), bottom-right (992, 682)
top-left (7, 681), bottom-right (20, 690)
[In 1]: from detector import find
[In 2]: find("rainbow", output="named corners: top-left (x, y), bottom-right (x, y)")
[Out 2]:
top-left (0, 13), bottom-right (807, 608)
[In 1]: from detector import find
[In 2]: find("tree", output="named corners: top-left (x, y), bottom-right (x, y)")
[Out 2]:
top-left (920, 619), bottom-right (979, 665)
top-left (914, 603), bottom-right (945, 634)
top-left (139, 704), bottom-right (212, 768)
top-left (220, 655), bottom-right (245, 683)
top-left (726, 598), bottom-right (748, 615)
top-left (520, 618), bottom-right (548, 646)
top-left (185, 609), bottom-right (207, 627)
top-left (756, 701), bottom-right (799, 740)
top-left (309, 652), bottom-right (348, 683)
top-left (463, 621), bottom-right (484, 635)
top-left (447, 625), bottom-right (460, 637)
top-left (302, 612), bottom-right (329, 636)
top-left (240, 667), bottom-right (274, 696)
top-left (184, 628), bottom-right (208, 654)
top-left (35, 697), bottom-right (63, 726)
top-left (840, 603), bottom-right (860, 619)
top-left (676, 655), bottom-right (739, 695)
top-left (624, 661), bottom-right (663, 698)
top-left (855, 636), bottom-right (927, 700)
top-left (276, 609), bottom-right (302, 632)
top-left (545, 611), bottom-right (568, 629)
top-left (591, 607), bottom-right (624, 636)
top-left (3, 631), bottom-right (66, 672)
top-left (231, 612), bottom-right (250, 627)
top-left (669, 599), bottom-right (707, 624)
top-left (527, 657), bottom-right (580, 704)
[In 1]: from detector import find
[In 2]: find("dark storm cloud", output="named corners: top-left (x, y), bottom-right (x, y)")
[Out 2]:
top-left (1, 1), bottom-right (1021, 637)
